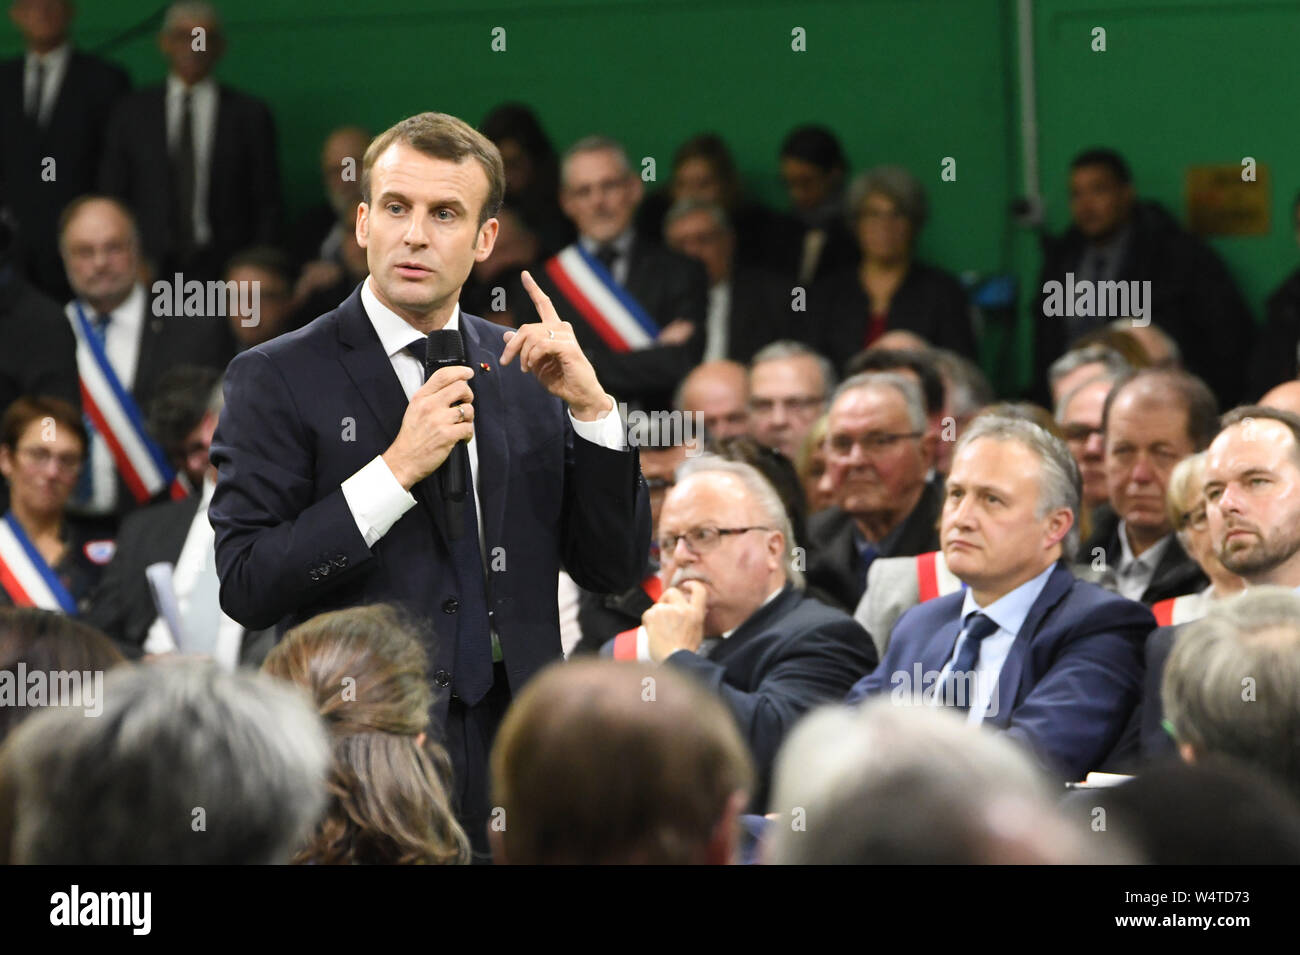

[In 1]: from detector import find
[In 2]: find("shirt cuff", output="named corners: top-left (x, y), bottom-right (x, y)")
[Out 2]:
top-left (342, 455), bottom-right (417, 547)
top-left (568, 395), bottom-right (626, 450)
top-left (635, 625), bottom-right (651, 662)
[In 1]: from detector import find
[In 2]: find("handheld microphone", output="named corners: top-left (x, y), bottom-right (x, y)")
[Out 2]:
top-left (425, 329), bottom-right (471, 537)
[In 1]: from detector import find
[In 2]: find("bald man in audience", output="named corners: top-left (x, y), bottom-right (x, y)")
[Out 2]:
top-left (676, 359), bottom-right (749, 440)
top-left (1259, 380), bottom-right (1300, 418)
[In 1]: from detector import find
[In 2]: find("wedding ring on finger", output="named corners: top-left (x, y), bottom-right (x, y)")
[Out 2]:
top-left (547, 328), bottom-right (556, 340)
top-left (456, 405), bottom-right (467, 423)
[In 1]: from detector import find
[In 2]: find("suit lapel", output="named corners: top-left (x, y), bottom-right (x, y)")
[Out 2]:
top-left (985, 562), bottom-right (1072, 728)
top-left (709, 585), bottom-right (799, 662)
top-left (335, 286), bottom-right (450, 543)
top-left (460, 313), bottom-right (509, 551)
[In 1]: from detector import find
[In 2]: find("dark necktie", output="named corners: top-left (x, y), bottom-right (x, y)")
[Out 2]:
top-left (595, 243), bottom-right (619, 275)
top-left (91, 312), bottom-right (112, 342)
top-left (403, 338), bottom-right (495, 705)
top-left (171, 90), bottom-right (197, 258)
top-left (941, 612), bottom-right (1000, 710)
top-left (27, 58), bottom-right (45, 122)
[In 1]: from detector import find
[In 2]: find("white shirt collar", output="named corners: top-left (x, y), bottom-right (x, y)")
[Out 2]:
top-left (76, 282), bottom-right (145, 329)
top-left (26, 43), bottom-right (69, 70)
top-left (1117, 519), bottom-right (1170, 573)
top-left (579, 227), bottom-right (635, 256)
top-left (167, 73), bottom-right (217, 100)
top-left (360, 275), bottom-right (460, 357)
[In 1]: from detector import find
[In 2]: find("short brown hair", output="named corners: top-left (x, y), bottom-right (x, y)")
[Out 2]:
top-left (0, 396), bottom-right (87, 456)
top-left (490, 659), bottom-right (754, 864)
top-left (1218, 405), bottom-right (1300, 467)
top-left (360, 112), bottom-right (505, 228)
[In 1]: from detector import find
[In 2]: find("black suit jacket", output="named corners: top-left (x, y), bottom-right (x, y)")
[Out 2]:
top-left (662, 584), bottom-right (877, 808)
top-left (99, 82), bottom-right (280, 277)
top-left (1084, 505), bottom-right (1208, 605)
top-left (724, 265), bottom-right (795, 363)
top-left (1247, 266), bottom-right (1300, 397)
top-left (805, 261), bottom-right (977, 368)
top-left (535, 235), bottom-right (708, 411)
top-left (805, 477), bottom-right (944, 613)
top-left (0, 49), bottom-right (130, 298)
top-left (209, 284), bottom-right (650, 726)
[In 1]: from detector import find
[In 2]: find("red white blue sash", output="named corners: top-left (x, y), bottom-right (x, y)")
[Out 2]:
top-left (0, 513), bottom-right (77, 612)
top-left (70, 303), bottom-right (186, 504)
top-left (544, 244), bottom-right (660, 353)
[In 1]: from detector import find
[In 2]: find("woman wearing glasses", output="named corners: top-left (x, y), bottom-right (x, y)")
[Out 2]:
top-left (0, 396), bottom-right (114, 615)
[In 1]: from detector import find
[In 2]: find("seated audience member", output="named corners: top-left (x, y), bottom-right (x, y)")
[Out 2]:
top-left (1036, 148), bottom-right (1253, 404)
top-left (847, 415), bottom-right (1153, 782)
top-left (86, 377), bottom-right (272, 666)
top-left (479, 102), bottom-right (572, 257)
top-left (1148, 452), bottom-right (1243, 626)
top-left (459, 205), bottom-right (538, 328)
top-left (0, 396), bottom-right (113, 615)
top-left (1080, 369), bottom-right (1216, 604)
top-left (1071, 759), bottom-right (1300, 865)
top-left (805, 372), bottom-right (941, 612)
top-left (1162, 588), bottom-right (1300, 803)
top-left (748, 340), bottom-right (834, 462)
top-left (489, 659), bottom-right (754, 864)
top-left (810, 166), bottom-right (975, 366)
top-left (605, 456), bottom-right (876, 802)
top-left (223, 246), bottom-right (299, 348)
top-left (870, 328), bottom-right (931, 352)
top-left (262, 604), bottom-right (469, 864)
top-left (772, 125), bottom-right (857, 285)
top-left (663, 199), bottom-right (787, 362)
top-left (931, 347), bottom-right (994, 473)
top-left (147, 364), bottom-right (221, 490)
top-left (0, 659), bottom-right (329, 864)
top-left (795, 414), bottom-right (833, 516)
top-left (1110, 319), bottom-right (1181, 370)
top-left (59, 195), bottom-right (234, 519)
top-left (846, 346), bottom-right (946, 454)
top-left (1055, 372), bottom-right (1120, 520)
top-left (287, 124), bottom-right (370, 272)
top-left (1047, 341), bottom-right (1133, 406)
top-left (1259, 379), bottom-right (1300, 417)
top-left (636, 132), bottom-right (781, 270)
top-left (675, 359), bottom-right (750, 440)
top-left (1136, 408), bottom-right (1300, 765)
top-left (0, 607), bottom-right (124, 744)
top-left (766, 700), bottom-right (1107, 864)
top-left (532, 134), bottom-right (707, 412)
top-left (1248, 190), bottom-right (1300, 392)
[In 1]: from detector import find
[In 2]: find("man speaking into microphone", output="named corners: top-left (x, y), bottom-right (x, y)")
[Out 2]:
top-left (209, 112), bottom-right (650, 854)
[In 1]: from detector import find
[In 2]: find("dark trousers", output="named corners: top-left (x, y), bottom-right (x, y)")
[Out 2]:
top-left (443, 661), bottom-right (512, 863)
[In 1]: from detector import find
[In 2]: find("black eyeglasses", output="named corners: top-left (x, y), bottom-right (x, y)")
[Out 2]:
top-left (657, 525), bottom-right (772, 556)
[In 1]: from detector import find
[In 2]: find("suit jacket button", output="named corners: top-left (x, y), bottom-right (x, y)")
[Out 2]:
top-left (334, 555), bottom-right (348, 567)
top-left (442, 597), bottom-right (459, 614)
top-left (433, 669), bottom-right (451, 687)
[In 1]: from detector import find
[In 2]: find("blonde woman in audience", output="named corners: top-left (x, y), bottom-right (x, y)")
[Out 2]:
top-left (795, 414), bottom-right (834, 515)
top-left (263, 604), bottom-right (470, 865)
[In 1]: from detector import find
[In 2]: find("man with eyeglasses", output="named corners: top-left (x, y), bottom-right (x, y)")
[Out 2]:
top-left (1055, 373), bottom-right (1116, 517)
top-left (804, 371), bottom-right (943, 613)
top-left (747, 340), bottom-right (834, 462)
top-left (601, 455), bottom-right (874, 804)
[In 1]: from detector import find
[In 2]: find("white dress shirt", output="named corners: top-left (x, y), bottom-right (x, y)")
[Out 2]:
top-left (165, 73), bottom-right (218, 247)
top-left (24, 43), bottom-right (69, 126)
top-left (340, 277), bottom-right (627, 656)
top-left (703, 280), bottom-right (731, 362)
top-left (66, 283), bottom-right (147, 513)
top-left (1114, 520), bottom-right (1171, 602)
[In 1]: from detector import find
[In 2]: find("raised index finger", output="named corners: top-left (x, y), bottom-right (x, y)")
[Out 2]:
top-left (520, 270), bottom-right (562, 325)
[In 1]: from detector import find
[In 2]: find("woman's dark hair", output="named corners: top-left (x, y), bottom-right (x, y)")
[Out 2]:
top-left (263, 604), bottom-right (469, 865)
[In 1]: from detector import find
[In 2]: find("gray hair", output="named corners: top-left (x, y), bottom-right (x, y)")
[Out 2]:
top-left (1108, 319), bottom-right (1183, 366)
top-left (663, 198), bottom-right (731, 235)
top-left (847, 165), bottom-right (929, 232)
top-left (831, 371), bottom-right (927, 434)
top-left (674, 454), bottom-right (804, 588)
top-left (1054, 371), bottom-right (1122, 424)
top-left (561, 135), bottom-right (631, 186)
top-left (1163, 587), bottom-right (1300, 801)
top-left (1047, 344), bottom-right (1132, 392)
top-left (750, 340), bottom-right (837, 395)
top-left (931, 348), bottom-right (994, 419)
top-left (0, 661), bottom-right (329, 864)
top-left (952, 414), bottom-right (1082, 561)
top-left (766, 699), bottom-right (1105, 864)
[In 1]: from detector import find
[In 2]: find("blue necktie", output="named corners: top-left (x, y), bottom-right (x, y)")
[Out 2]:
top-left (404, 339), bottom-right (495, 705)
top-left (941, 612), bottom-right (1000, 710)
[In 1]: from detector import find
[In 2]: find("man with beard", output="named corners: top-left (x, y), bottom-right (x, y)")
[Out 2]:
top-left (1134, 406), bottom-right (1300, 764)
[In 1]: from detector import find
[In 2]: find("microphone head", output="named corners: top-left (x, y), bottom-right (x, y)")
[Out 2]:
top-left (426, 328), bottom-right (467, 364)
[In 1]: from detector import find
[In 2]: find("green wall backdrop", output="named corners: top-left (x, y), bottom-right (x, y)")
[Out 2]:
top-left (4, 0), bottom-right (1295, 395)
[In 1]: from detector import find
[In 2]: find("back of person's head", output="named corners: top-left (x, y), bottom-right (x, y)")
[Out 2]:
top-left (0, 659), bottom-right (329, 864)
top-left (1163, 587), bottom-right (1300, 801)
top-left (767, 700), bottom-right (1101, 864)
top-left (1084, 758), bottom-right (1300, 864)
top-left (147, 364), bottom-right (222, 464)
top-left (490, 659), bottom-right (754, 864)
top-left (0, 609), bottom-right (124, 745)
top-left (846, 347), bottom-right (945, 417)
top-left (263, 604), bottom-right (469, 864)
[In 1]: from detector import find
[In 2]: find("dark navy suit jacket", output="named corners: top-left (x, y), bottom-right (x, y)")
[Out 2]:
top-left (845, 561), bottom-right (1154, 781)
top-left (209, 285), bottom-right (650, 724)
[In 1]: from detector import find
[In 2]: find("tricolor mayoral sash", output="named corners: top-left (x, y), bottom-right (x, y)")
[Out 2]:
top-left (544, 244), bottom-right (660, 352)
top-left (0, 512), bottom-right (77, 612)
top-left (70, 303), bottom-right (187, 504)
